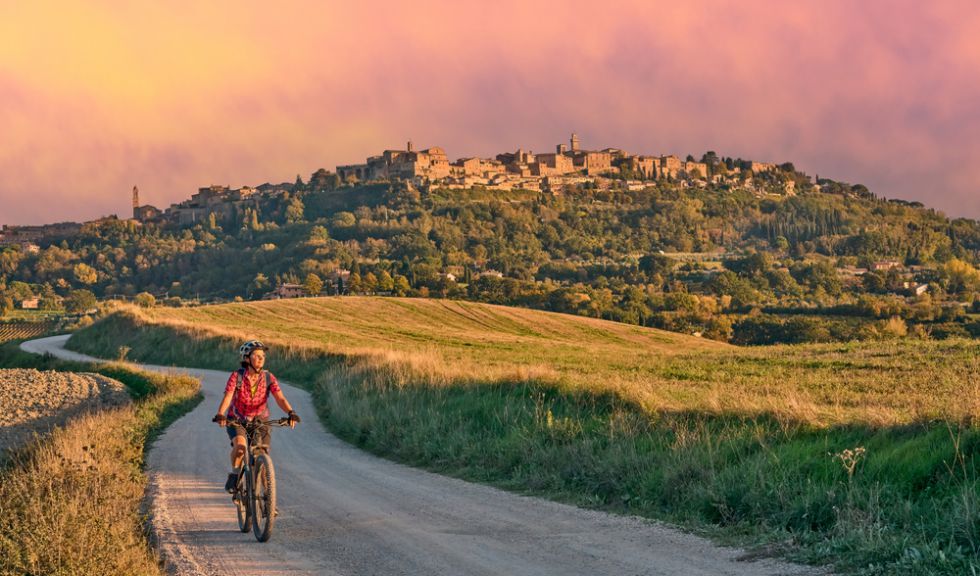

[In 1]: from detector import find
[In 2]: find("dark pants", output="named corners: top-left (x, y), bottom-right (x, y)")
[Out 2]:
top-left (226, 420), bottom-right (272, 452)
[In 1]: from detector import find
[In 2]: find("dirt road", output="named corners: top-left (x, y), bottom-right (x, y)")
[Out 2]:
top-left (22, 335), bottom-right (825, 576)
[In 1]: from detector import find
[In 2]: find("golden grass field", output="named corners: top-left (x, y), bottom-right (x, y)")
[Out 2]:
top-left (130, 297), bottom-right (980, 427)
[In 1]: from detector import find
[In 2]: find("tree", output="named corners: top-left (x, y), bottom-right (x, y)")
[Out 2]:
top-left (392, 274), bottom-right (410, 296)
top-left (942, 258), bottom-right (980, 294)
top-left (362, 272), bottom-right (378, 294)
top-left (707, 271), bottom-right (761, 309)
top-left (252, 273), bottom-right (270, 297)
top-left (724, 252), bottom-right (770, 279)
top-left (285, 198), bottom-right (305, 224)
top-left (638, 254), bottom-right (675, 278)
top-left (308, 225), bottom-right (329, 244)
top-left (0, 294), bottom-right (14, 316)
top-left (377, 270), bottom-right (394, 292)
top-left (347, 273), bottom-right (363, 294)
top-left (303, 273), bottom-right (323, 296)
top-left (73, 262), bottom-right (98, 285)
top-left (331, 211), bottom-right (356, 228)
top-left (309, 168), bottom-right (340, 191)
top-left (65, 289), bottom-right (97, 313)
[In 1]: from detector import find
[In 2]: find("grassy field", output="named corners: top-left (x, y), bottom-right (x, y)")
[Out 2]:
top-left (0, 343), bottom-right (201, 576)
top-left (68, 298), bottom-right (980, 575)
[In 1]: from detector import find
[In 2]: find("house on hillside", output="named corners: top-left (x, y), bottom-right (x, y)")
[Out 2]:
top-left (872, 260), bottom-right (901, 271)
top-left (903, 282), bottom-right (929, 296)
top-left (20, 298), bottom-right (39, 309)
top-left (263, 283), bottom-right (305, 300)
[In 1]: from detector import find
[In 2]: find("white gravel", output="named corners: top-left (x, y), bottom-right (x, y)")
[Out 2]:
top-left (0, 368), bottom-right (130, 457)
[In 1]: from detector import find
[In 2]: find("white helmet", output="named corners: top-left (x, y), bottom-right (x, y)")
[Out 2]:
top-left (239, 340), bottom-right (268, 363)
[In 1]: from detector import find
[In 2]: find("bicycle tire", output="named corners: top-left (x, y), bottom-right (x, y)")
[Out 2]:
top-left (237, 468), bottom-right (252, 533)
top-left (251, 453), bottom-right (276, 542)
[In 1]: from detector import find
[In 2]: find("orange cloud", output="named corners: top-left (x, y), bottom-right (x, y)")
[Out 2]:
top-left (2, 0), bottom-right (980, 224)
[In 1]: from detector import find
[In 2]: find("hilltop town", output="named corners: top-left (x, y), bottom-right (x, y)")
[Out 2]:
top-left (1, 134), bottom-right (805, 248)
top-left (1, 131), bottom-right (978, 347)
top-left (334, 133), bottom-right (789, 192)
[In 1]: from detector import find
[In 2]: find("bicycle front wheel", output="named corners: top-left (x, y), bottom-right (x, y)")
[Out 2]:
top-left (251, 454), bottom-right (276, 542)
top-left (236, 469), bottom-right (252, 533)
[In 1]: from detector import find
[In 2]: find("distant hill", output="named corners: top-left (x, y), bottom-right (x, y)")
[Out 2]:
top-left (3, 174), bottom-right (980, 344)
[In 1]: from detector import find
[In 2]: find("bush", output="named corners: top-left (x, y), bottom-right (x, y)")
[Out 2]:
top-left (134, 292), bottom-right (156, 308)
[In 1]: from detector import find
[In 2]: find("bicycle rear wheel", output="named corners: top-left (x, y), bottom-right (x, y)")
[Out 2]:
top-left (236, 469), bottom-right (252, 533)
top-left (252, 454), bottom-right (276, 542)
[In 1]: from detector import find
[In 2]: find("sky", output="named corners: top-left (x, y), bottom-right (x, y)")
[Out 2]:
top-left (2, 1), bottom-right (979, 226)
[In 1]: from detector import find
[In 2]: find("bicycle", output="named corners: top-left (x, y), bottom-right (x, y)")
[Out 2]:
top-left (228, 417), bottom-right (291, 542)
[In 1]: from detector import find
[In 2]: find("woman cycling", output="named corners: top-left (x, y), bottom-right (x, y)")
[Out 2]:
top-left (212, 340), bottom-right (300, 492)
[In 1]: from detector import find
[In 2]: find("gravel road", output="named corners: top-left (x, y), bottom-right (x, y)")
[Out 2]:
top-left (0, 367), bottom-right (129, 459)
top-left (22, 335), bottom-right (827, 576)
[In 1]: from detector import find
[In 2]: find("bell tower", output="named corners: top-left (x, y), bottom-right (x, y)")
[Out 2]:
top-left (132, 185), bottom-right (140, 219)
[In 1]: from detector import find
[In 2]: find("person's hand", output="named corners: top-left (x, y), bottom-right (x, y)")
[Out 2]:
top-left (287, 410), bottom-right (301, 428)
top-left (212, 413), bottom-right (227, 427)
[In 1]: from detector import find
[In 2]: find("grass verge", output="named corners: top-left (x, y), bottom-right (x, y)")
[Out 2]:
top-left (67, 308), bottom-right (980, 576)
top-left (0, 341), bottom-right (202, 576)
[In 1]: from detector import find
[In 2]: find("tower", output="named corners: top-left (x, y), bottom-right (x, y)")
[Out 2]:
top-left (407, 140), bottom-right (414, 152)
top-left (132, 186), bottom-right (140, 219)
top-left (570, 133), bottom-right (580, 152)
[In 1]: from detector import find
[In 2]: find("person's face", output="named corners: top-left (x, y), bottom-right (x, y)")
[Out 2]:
top-left (249, 349), bottom-right (266, 371)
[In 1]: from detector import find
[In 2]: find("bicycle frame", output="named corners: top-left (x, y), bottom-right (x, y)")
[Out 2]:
top-left (228, 417), bottom-right (291, 541)
top-left (230, 418), bottom-right (288, 456)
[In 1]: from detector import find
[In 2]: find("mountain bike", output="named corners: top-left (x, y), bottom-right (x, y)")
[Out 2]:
top-left (229, 418), bottom-right (291, 542)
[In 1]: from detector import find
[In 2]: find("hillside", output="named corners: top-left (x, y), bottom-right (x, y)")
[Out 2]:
top-left (6, 176), bottom-right (980, 346)
top-left (67, 298), bottom-right (980, 575)
top-left (120, 297), bottom-right (724, 401)
top-left (93, 298), bottom-right (977, 427)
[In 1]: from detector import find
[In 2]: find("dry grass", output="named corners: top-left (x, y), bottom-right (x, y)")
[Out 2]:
top-left (0, 407), bottom-right (158, 575)
top-left (127, 298), bottom-right (980, 428)
top-left (0, 353), bottom-right (200, 576)
top-left (73, 300), bottom-right (980, 574)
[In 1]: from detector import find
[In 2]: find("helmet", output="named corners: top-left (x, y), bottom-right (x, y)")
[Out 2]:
top-left (239, 340), bottom-right (268, 363)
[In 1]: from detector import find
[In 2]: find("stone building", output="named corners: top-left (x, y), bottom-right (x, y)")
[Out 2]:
top-left (496, 149), bottom-right (537, 177)
top-left (262, 283), bottom-right (306, 299)
top-left (453, 157), bottom-right (506, 179)
top-left (337, 142), bottom-right (451, 183)
top-left (624, 156), bottom-right (659, 179)
top-left (162, 185), bottom-right (242, 226)
top-left (749, 162), bottom-right (776, 173)
top-left (572, 150), bottom-right (613, 175)
top-left (532, 153), bottom-right (576, 176)
top-left (683, 161), bottom-right (708, 179)
top-left (659, 155), bottom-right (683, 179)
top-left (134, 204), bottom-right (163, 222)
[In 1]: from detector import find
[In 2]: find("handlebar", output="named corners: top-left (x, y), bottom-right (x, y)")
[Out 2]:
top-left (227, 417), bottom-right (293, 429)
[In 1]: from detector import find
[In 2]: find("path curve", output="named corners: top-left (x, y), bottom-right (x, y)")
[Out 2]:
top-left (22, 335), bottom-right (826, 576)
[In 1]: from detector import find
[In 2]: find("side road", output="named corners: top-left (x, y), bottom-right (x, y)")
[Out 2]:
top-left (23, 335), bottom-right (827, 576)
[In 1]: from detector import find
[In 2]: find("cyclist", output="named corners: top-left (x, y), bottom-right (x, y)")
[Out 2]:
top-left (212, 340), bottom-right (301, 493)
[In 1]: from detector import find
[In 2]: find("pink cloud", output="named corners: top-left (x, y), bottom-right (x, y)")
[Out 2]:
top-left (2, 0), bottom-right (980, 225)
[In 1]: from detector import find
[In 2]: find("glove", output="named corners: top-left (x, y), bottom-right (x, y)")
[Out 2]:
top-left (212, 413), bottom-right (227, 426)
top-left (287, 411), bottom-right (301, 424)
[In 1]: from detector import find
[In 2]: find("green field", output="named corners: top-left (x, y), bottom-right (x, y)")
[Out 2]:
top-left (68, 298), bottom-right (980, 575)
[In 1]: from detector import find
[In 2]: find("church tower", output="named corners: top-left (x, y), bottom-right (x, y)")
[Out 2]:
top-left (132, 186), bottom-right (140, 219)
top-left (570, 133), bottom-right (580, 152)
